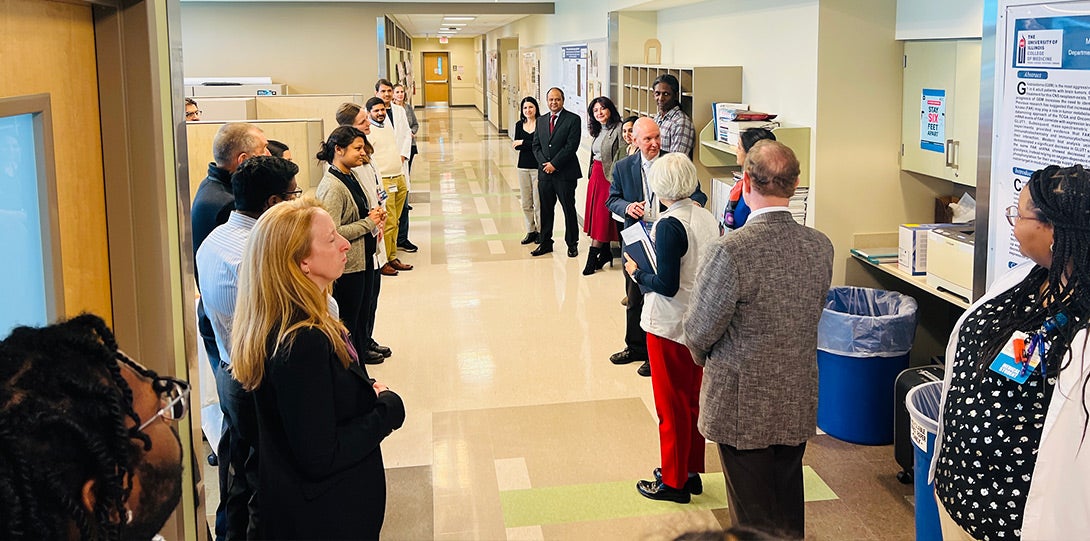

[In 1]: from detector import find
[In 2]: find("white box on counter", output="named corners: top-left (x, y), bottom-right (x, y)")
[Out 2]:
top-left (899, 223), bottom-right (962, 275)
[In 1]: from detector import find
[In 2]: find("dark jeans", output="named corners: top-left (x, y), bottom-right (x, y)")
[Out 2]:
top-left (623, 267), bottom-right (647, 357)
top-left (398, 145), bottom-right (417, 246)
top-left (538, 176), bottom-right (578, 248)
top-left (197, 301), bottom-right (221, 373)
top-left (215, 362), bottom-right (260, 540)
top-left (717, 441), bottom-right (808, 540)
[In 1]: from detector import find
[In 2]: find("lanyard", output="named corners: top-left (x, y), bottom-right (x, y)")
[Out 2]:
top-left (1016, 312), bottom-right (1069, 379)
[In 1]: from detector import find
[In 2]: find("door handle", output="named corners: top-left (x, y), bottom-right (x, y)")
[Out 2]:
top-left (425, 79), bottom-right (448, 84)
top-left (945, 139), bottom-right (955, 168)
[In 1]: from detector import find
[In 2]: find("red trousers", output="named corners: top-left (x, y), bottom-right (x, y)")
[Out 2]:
top-left (647, 333), bottom-right (705, 490)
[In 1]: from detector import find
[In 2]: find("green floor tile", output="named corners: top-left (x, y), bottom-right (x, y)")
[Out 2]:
top-left (499, 467), bottom-right (837, 528)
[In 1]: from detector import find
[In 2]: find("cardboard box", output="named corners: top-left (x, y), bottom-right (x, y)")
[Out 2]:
top-left (899, 223), bottom-right (961, 275)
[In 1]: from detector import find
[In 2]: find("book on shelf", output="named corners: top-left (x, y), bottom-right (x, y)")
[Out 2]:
top-left (850, 247), bottom-right (899, 264)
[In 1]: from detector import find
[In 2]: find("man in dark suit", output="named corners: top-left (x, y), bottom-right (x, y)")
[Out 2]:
top-left (531, 87), bottom-right (582, 257)
top-left (606, 117), bottom-right (706, 376)
top-left (684, 140), bottom-right (833, 539)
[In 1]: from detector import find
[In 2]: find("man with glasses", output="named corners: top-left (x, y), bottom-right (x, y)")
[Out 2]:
top-left (196, 156), bottom-right (299, 540)
top-left (0, 314), bottom-right (190, 540)
top-left (185, 97), bottom-right (202, 121)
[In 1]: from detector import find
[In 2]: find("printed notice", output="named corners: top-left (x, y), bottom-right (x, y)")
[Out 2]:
top-left (990, 5), bottom-right (1090, 287)
top-left (920, 89), bottom-right (946, 153)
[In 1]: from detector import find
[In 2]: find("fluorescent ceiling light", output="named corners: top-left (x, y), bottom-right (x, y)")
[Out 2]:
top-left (444, 23), bottom-right (467, 26)
top-left (443, 16), bottom-right (475, 21)
top-left (438, 31), bottom-right (458, 34)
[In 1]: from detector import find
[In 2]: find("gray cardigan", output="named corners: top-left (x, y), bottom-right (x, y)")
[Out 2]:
top-left (683, 211), bottom-right (833, 449)
top-left (315, 168), bottom-right (378, 274)
top-left (591, 123), bottom-right (625, 181)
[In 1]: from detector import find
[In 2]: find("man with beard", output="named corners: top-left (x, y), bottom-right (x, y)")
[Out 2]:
top-left (0, 314), bottom-right (187, 540)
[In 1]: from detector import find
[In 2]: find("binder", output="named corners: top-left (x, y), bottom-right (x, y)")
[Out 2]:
top-left (621, 222), bottom-right (657, 294)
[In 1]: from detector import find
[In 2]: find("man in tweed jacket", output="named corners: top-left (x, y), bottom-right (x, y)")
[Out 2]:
top-left (683, 140), bottom-right (832, 539)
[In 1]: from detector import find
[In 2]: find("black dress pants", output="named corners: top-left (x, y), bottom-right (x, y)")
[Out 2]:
top-left (538, 176), bottom-right (578, 248)
top-left (717, 441), bottom-right (807, 540)
top-left (623, 267), bottom-right (648, 357)
top-left (197, 301), bottom-right (222, 372)
top-left (215, 361), bottom-right (260, 540)
top-left (332, 269), bottom-right (368, 354)
top-left (361, 268), bottom-right (381, 348)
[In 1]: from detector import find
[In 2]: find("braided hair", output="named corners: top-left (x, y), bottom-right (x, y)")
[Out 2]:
top-left (0, 314), bottom-right (147, 540)
top-left (976, 165), bottom-right (1090, 427)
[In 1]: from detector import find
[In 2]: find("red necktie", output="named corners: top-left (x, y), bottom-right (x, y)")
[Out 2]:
top-left (550, 114), bottom-right (557, 134)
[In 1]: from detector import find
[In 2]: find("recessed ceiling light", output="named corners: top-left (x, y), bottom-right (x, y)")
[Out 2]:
top-left (445, 23), bottom-right (467, 26)
top-left (438, 31), bottom-right (457, 34)
top-left (443, 16), bottom-right (475, 21)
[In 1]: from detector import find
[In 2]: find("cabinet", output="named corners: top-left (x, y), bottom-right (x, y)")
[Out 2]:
top-left (900, 39), bottom-right (981, 186)
top-left (620, 65), bottom-right (742, 147)
top-left (895, 0), bottom-right (983, 40)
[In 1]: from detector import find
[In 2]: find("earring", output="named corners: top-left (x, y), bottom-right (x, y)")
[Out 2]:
top-left (125, 508), bottom-right (133, 524)
top-left (1050, 242), bottom-right (1054, 254)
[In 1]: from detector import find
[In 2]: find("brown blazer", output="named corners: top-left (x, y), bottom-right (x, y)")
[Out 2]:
top-left (683, 210), bottom-right (833, 449)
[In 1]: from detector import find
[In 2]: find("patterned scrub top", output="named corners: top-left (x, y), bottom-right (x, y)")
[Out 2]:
top-left (935, 277), bottom-right (1061, 540)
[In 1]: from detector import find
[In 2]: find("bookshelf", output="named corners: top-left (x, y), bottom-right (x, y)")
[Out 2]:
top-left (619, 65), bottom-right (742, 148)
top-left (697, 121), bottom-right (812, 187)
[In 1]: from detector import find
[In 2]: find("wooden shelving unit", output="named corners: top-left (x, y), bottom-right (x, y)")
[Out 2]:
top-left (619, 64), bottom-right (742, 146)
top-left (697, 121), bottom-right (812, 187)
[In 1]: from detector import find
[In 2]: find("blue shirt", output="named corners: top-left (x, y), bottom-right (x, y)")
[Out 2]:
top-left (196, 211), bottom-right (256, 365)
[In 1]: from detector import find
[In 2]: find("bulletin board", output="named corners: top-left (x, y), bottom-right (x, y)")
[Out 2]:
top-left (987, 0), bottom-right (1090, 287)
top-left (520, 50), bottom-right (540, 103)
top-left (487, 51), bottom-right (499, 99)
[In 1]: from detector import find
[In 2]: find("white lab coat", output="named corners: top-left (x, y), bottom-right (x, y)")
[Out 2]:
top-left (389, 104), bottom-right (412, 189)
top-left (929, 261), bottom-right (1090, 540)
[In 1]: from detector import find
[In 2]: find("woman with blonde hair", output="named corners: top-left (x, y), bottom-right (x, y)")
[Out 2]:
top-left (231, 197), bottom-right (405, 540)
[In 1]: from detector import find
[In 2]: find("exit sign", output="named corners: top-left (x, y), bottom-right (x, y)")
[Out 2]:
top-left (439, 36), bottom-right (449, 44)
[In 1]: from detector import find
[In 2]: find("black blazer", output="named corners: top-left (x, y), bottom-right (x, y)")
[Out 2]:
top-left (532, 108), bottom-right (583, 182)
top-left (606, 151), bottom-right (708, 229)
top-left (254, 326), bottom-right (406, 540)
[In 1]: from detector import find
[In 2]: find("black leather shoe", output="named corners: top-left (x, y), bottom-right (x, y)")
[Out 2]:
top-left (370, 343), bottom-right (392, 358)
top-left (531, 244), bottom-right (553, 256)
top-left (207, 452), bottom-right (219, 466)
top-left (637, 360), bottom-right (651, 377)
top-left (654, 468), bottom-right (703, 495)
top-left (362, 349), bottom-right (385, 365)
top-left (398, 240), bottom-right (419, 253)
top-left (636, 479), bottom-right (690, 503)
top-left (520, 232), bottom-right (539, 245)
top-left (610, 348), bottom-right (645, 365)
top-left (567, 246), bottom-right (578, 258)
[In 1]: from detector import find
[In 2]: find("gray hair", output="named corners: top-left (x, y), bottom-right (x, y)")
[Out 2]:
top-left (647, 153), bottom-right (698, 201)
top-left (212, 122), bottom-right (262, 168)
top-left (744, 140), bottom-right (799, 198)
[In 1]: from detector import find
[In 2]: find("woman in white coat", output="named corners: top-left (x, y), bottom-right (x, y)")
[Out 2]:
top-left (930, 164), bottom-right (1090, 540)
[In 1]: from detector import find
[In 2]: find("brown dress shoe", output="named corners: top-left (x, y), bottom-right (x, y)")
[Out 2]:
top-left (380, 263), bottom-right (399, 276)
top-left (390, 259), bottom-right (414, 271)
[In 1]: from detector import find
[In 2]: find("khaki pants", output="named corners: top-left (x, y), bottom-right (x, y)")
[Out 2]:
top-left (936, 493), bottom-right (979, 541)
top-left (382, 174), bottom-right (407, 262)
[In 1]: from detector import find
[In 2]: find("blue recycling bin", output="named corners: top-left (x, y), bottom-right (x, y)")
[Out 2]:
top-left (816, 287), bottom-right (917, 445)
top-left (907, 380), bottom-right (943, 541)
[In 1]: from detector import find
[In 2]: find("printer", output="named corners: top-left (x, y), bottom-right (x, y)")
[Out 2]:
top-left (925, 227), bottom-right (974, 300)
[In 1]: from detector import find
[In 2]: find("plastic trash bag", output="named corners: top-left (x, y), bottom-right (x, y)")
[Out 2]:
top-left (817, 287), bottom-right (918, 357)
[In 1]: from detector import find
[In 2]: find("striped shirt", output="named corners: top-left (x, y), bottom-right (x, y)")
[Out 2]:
top-left (196, 211), bottom-right (257, 365)
top-left (655, 105), bottom-right (695, 157)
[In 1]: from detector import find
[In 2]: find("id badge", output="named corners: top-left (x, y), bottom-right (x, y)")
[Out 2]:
top-left (988, 330), bottom-right (1039, 384)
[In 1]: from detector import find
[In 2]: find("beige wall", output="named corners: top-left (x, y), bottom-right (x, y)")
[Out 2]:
top-left (411, 37), bottom-right (479, 107)
top-left (180, 3), bottom-right (385, 94)
top-left (1, 0), bottom-right (111, 320)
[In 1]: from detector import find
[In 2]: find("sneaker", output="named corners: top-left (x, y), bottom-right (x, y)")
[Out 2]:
top-left (398, 240), bottom-right (419, 253)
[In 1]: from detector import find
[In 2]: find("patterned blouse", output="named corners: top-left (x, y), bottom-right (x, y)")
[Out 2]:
top-left (935, 276), bottom-right (1061, 540)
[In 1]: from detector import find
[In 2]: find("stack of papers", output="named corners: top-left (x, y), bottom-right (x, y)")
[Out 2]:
top-left (789, 186), bottom-right (808, 225)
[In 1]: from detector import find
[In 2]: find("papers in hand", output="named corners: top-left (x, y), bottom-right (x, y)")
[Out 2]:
top-left (621, 222), bottom-right (657, 294)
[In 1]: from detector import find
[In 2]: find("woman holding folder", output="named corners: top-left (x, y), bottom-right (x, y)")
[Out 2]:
top-left (623, 153), bottom-right (721, 503)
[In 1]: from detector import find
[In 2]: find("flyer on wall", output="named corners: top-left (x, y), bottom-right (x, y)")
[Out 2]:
top-left (990, 1), bottom-right (1090, 285)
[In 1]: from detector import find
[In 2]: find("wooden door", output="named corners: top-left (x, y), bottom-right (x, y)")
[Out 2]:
top-left (423, 52), bottom-right (450, 107)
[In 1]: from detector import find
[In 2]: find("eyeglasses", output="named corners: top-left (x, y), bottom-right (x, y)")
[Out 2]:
top-left (281, 189), bottom-right (303, 200)
top-left (1005, 205), bottom-right (1043, 227)
top-left (116, 351), bottom-right (192, 432)
top-left (185, 110), bottom-right (202, 119)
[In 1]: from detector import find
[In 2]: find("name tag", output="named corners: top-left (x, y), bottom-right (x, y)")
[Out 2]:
top-left (988, 330), bottom-right (1040, 384)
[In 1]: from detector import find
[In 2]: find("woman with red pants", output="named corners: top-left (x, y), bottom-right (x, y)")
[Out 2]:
top-left (582, 96), bottom-right (625, 275)
top-left (623, 153), bottom-right (722, 503)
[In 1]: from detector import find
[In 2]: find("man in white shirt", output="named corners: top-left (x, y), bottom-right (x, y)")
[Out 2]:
top-left (376, 79), bottom-right (418, 253)
top-left (366, 94), bottom-right (413, 276)
top-left (196, 156), bottom-right (300, 540)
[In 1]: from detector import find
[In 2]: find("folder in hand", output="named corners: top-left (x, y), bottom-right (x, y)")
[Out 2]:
top-left (621, 222), bottom-right (657, 294)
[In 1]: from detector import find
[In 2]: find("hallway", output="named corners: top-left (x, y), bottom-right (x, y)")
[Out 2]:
top-left (209, 107), bottom-right (917, 540)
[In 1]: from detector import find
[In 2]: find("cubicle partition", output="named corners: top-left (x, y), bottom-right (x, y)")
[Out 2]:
top-left (186, 119), bottom-right (325, 201)
top-left (253, 94), bottom-right (364, 140)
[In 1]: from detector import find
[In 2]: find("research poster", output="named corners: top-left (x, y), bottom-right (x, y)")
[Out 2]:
top-left (989, 1), bottom-right (1090, 286)
top-left (560, 44), bottom-right (588, 128)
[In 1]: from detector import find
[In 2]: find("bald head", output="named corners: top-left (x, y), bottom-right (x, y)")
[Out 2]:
top-left (744, 140), bottom-right (800, 199)
top-left (213, 123), bottom-right (270, 172)
top-left (632, 117), bottom-right (661, 161)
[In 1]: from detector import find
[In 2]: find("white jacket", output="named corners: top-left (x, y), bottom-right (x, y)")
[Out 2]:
top-left (929, 261), bottom-right (1090, 540)
top-left (389, 104), bottom-right (412, 190)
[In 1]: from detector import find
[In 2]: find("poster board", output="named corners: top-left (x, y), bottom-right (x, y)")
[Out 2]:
top-left (560, 44), bottom-right (589, 128)
top-left (520, 50), bottom-right (540, 104)
top-left (988, 1), bottom-right (1090, 287)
